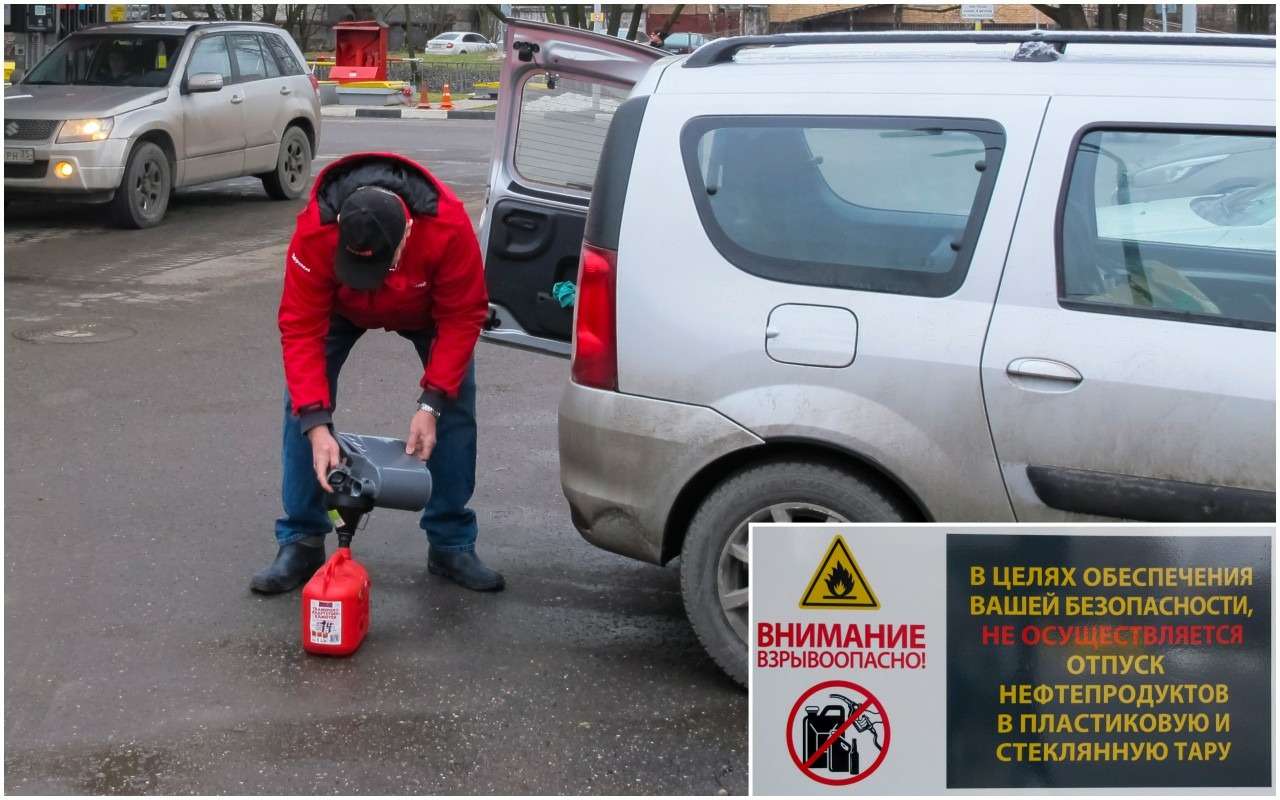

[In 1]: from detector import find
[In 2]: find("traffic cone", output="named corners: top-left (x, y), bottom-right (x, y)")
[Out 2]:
top-left (440, 83), bottom-right (454, 111)
top-left (417, 81), bottom-right (432, 109)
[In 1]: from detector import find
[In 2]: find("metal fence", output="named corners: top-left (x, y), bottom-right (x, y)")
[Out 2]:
top-left (387, 61), bottom-right (502, 92)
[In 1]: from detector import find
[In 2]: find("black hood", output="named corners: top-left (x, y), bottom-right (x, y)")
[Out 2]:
top-left (315, 154), bottom-right (439, 224)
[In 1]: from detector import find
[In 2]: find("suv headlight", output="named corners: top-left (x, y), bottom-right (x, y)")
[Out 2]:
top-left (57, 117), bottom-right (114, 143)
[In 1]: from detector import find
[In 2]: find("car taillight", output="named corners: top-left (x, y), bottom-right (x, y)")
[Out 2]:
top-left (309, 73), bottom-right (320, 93)
top-left (571, 242), bottom-right (618, 391)
top-left (446, 42), bottom-right (454, 49)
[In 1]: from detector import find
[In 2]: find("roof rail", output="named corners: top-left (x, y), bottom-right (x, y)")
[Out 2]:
top-left (190, 20), bottom-right (285, 30)
top-left (80, 19), bottom-right (284, 33)
top-left (682, 29), bottom-right (1276, 68)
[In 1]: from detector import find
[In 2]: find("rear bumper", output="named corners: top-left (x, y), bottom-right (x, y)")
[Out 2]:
top-left (4, 137), bottom-right (127, 193)
top-left (558, 382), bottom-right (764, 564)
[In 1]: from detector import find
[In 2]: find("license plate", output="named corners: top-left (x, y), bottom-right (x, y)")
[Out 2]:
top-left (4, 148), bottom-right (34, 164)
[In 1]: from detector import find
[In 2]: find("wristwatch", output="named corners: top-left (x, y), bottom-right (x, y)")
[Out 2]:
top-left (417, 401), bottom-right (442, 419)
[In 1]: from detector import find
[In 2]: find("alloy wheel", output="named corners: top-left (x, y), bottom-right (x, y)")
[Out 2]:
top-left (716, 502), bottom-right (847, 642)
top-left (283, 139), bottom-right (307, 191)
top-left (134, 158), bottom-right (164, 217)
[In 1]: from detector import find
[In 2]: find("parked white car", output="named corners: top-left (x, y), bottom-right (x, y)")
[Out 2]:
top-left (426, 32), bottom-right (498, 55)
top-left (479, 22), bottom-right (1276, 685)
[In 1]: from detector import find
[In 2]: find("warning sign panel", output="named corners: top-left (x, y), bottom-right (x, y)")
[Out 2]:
top-left (799, 535), bottom-right (880, 609)
top-left (751, 525), bottom-right (1272, 795)
top-left (947, 534), bottom-right (1271, 788)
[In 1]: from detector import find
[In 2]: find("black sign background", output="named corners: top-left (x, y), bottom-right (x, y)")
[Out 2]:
top-left (947, 534), bottom-right (1271, 788)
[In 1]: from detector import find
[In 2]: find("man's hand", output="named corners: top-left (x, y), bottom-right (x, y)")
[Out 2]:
top-left (406, 410), bottom-right (438, 462)
top-left (307, 426), bottom-right (342, 492)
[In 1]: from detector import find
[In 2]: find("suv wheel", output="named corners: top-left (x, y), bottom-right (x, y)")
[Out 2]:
top-left (261, 126), bottom-right (311, 200)
top-left (110, 141), bottom-right (170, 229)
top-left (679, 461), bottom-right (912, 686)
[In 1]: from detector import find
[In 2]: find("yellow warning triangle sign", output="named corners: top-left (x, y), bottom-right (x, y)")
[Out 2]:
top-left (799, 535), bottom-right (880, 609)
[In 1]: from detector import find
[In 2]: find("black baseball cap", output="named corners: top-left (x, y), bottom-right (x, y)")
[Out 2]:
top-left (334, 186), bottom-right (409, 290)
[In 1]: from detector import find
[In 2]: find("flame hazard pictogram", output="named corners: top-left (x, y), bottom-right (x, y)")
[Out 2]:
top-left (799, 535), bottom-right (880, 609)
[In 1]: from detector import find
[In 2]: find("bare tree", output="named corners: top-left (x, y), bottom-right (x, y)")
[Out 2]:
top-left (658, 4), bottom-right (685, 37)
top-left (605, 5), bottom-right (624, 37)
top-left (1033, 4), bottom-right (1149, 30)
top-left (486, 5), bottom-right (662, 39)
top-left (1236, 4), bottom-right (1275, 33)
top-left (279, 4), bottom-right (327, 50)
top-left (625, 4), bottom-right (643, 40)
top-left (1032, 4), bottom-right (1090, 28)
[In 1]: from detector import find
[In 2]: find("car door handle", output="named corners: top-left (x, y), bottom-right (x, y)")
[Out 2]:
top-left (502, 213), bottom-right (538, 231)
top-left (230, 94), bottom-right (244, 104)
top-left (279, 85), bottom-right (292, 95)
top-left (1007, 358), bottom-right (1083, 384)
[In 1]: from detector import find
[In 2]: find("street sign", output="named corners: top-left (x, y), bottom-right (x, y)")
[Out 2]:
top-left (751, 524), bottom-right (1272, 795)
top-left (590, 11), bottom-right (605, 23)
top-left (961, 4), bottom-right (995, 21)
top-left (106, 4), bottom-right (127, 22)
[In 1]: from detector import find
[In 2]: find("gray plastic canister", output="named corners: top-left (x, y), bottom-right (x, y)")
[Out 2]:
top-left (336, 433), bottom-right (433, 511)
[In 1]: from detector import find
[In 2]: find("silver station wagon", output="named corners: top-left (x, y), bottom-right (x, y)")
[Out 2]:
top-left (478, 23), bottom-right (1277, 684)
top-left (4, 20), bottom-right (320, 227)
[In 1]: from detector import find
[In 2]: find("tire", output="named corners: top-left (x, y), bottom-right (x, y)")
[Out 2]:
top-left (110, 141), bottom-right (170, 229)
top-left (679, 460), bottom-right (913, 686)
top-left (261, 126), bottom-right (311, 201)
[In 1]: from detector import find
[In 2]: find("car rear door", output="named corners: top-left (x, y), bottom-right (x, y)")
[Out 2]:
top-left (179, 33), bottom-right (246, 183)
top-left (227, 32), bottom-right (278, 173)
top-left (981, 95), bottom-right (1276, 522)
top-left (479, 20), bottom-right (662, 355)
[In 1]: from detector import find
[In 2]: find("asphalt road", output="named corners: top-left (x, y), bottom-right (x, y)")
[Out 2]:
top-left (3, 118), bottom-right (747, 794)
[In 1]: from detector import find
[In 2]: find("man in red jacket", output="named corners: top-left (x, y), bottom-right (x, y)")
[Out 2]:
top-left (251, 152), bottom-right (502, 594)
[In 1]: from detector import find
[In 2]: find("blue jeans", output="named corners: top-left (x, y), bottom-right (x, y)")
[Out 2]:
top-left (275, 314), bottom-right (479, 552)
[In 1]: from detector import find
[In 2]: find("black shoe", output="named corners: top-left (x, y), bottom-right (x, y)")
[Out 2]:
top-left (428, 549), bottom-right (505, 592)
top-left (250, 542), bottom-right (326, 594)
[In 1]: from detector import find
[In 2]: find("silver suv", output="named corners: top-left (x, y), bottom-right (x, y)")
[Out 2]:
top-left (479, 23), bottom-right (1277, 684)
top-left (4, 21), bottom-right (321, 227)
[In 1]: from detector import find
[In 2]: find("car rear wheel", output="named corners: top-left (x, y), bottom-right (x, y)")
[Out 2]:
top-left (261, 126), bottom-right (311, 201)
top-left (679, 460), bottom-right (913, 686)
top-left (110, 141), bottom-right (170, 229)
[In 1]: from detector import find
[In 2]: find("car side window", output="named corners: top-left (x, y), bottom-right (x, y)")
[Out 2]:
top-left (186, 34), bottom-right (233, 84)
top-left (682, 116), bottom-right (1005, 297)
top-left (1060, 129), bottom-right (1276, 330)
top-left (513, 71), bottom-right (629, 193)
top-left (256, 34), bottom-right (281, 78)
top-left (229, 33), bottom-right (267, 82)
top-left (264, 33), bottom-right (304, 76)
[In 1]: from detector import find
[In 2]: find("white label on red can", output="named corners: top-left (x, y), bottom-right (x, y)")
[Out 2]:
top-left (309, 599), bottom-right (342, 646)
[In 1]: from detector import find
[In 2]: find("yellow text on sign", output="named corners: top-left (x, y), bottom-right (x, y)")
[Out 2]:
top-left (799, 535), bottom-right (880, 610)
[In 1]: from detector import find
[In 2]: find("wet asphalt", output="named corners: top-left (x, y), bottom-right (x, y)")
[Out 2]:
top-left (3, 118), bottom-right (747, 794)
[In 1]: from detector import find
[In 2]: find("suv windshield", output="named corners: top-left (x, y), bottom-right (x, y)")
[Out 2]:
top-left (24, 34), bottom-right (185, 87)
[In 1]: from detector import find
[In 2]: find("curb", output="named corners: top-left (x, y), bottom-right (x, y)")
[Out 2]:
top-left (446, 110), bottom-right (497, 120)
top-left (323, 106), bottom-right (494, 121)
top-left (353, 108), bottom-right (404, 119)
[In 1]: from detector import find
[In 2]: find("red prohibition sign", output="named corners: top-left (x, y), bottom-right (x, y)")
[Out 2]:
top-left (786, 679), bottom-right (891, 787)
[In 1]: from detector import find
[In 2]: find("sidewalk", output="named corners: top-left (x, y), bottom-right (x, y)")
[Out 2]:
top-left (322, 98), bottom-right (495, 121)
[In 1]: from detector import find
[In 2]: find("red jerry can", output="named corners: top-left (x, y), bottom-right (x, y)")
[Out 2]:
top-left (301, 547), bottom-right (370, 656)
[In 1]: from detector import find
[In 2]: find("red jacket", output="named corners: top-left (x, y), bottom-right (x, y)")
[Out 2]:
top-left (278, 153), bottom-right (488, 426)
